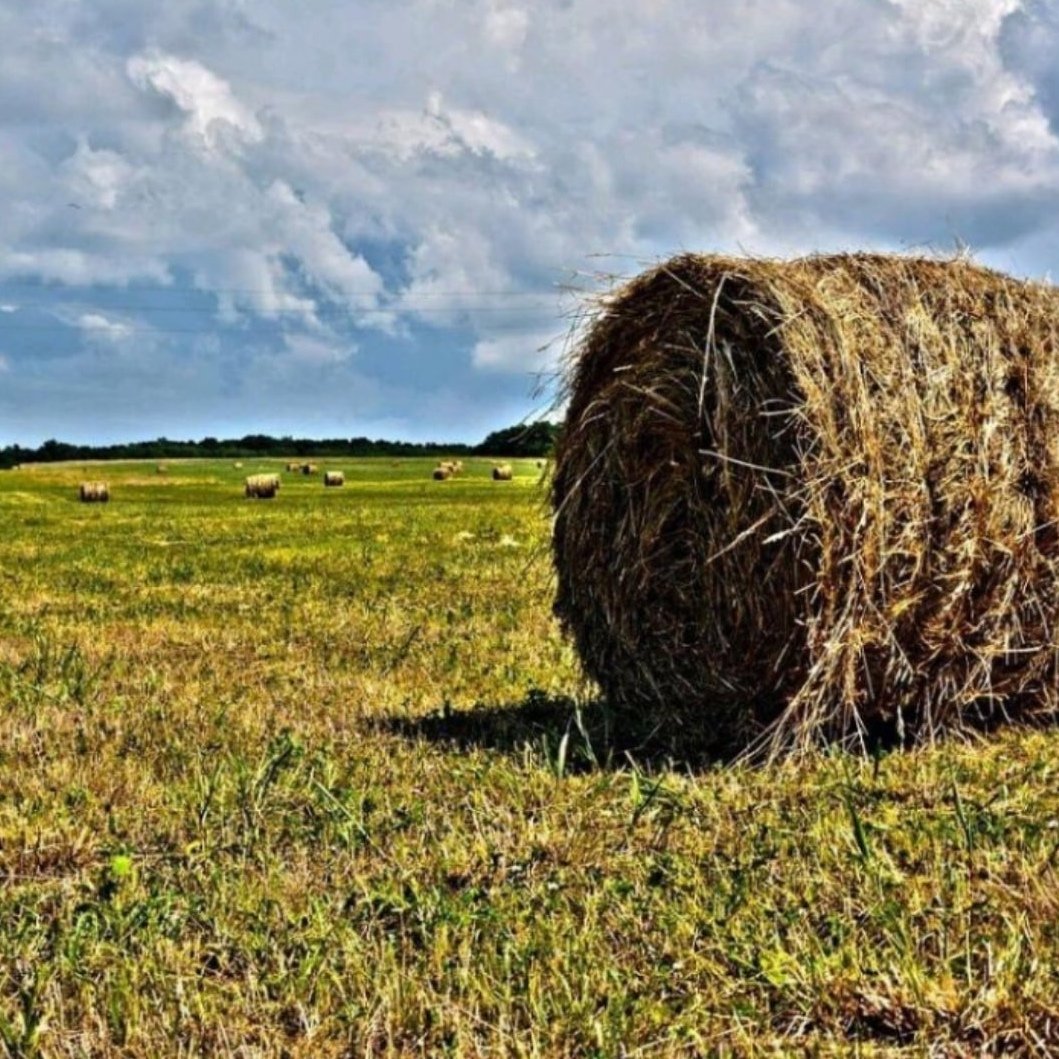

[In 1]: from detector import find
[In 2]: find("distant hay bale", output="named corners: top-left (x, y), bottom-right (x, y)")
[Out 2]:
top-left (245, 474), bottom-right (279, 499)
top-left (553, 252), bottom-right (1059, 755)
top-left (492, 464), bottom-right (514, 481)
top-left (79, 482), bottom-right (109, 503)
top-left (324, 471), bottom-right (345, 487)
top-left (156, 463), bottom-right (168, 475)
top-left (536, 460), bottom-right (545, 469)
top-left (301, 463), bottom-right (318, 476)
top-left (286, 462), bottom-right (300, 472)
top-left (234, 461), bottom-right (244, 469)
top-left (433, 466), bottom-right (453, 481)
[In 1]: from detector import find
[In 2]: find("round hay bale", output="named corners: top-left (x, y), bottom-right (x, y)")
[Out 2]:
top-left (79, 482), bottom-right (110, 503)
top-left (156, 463), bottom-right (169, 475)
top-left (245, 474), bottom-right (279, 499)
top-left (492, 464), bottom-right (514, 481)
top-left (433, 466), bottom-right (453, 481)
top-left (552, 253), bottom-right (1059, 754)
top-left (234, 461), bottom-right (244, 469)
top-left (286, 462), bottom-right (300, 472)
top-left (324, 471), bottom-right (345, 487)
top-left (302, 463), bottom-right (318, 476)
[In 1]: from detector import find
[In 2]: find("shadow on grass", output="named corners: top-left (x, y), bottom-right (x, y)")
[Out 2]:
top-left (379, 689), bottom-right (736, 773)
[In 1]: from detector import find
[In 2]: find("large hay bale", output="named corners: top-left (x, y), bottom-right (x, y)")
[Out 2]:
top-left (552, 253), bottom-right (1059, 753)
top-left (79, 482), bottom-right (110, 503)
top-left (433, 466), bottom-right (453, 481)
top-left (286, 462), bottom-right (300, 472)
top-left (245, 474), bottom-right (279, 499)
top-left (302, 463), bottom-right (318, 476)
top-left (324, 471), bottom-right (345, 487)
top-left (492, 464), bottom-right (514, 481)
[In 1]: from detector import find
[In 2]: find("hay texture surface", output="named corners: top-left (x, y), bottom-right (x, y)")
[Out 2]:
top-left (433, 466), bottom-right (453, 481)
top-left (492, 464), bottom-right (514, 481)
top-left (552, 253), bottom-right (1059, 753)
top-left (79, 482), bottom-right (110, 503)
top-left (324, 471), bottom-right (345, 487)
top-left (245, 474), bottom-right (280, 499)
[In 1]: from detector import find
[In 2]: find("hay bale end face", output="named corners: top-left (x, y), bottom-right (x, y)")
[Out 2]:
top-left (324, 471), bottom-right (345, 487)
top-left (79, 482), bottom-right (110, 503)
top-left (552, 253), bottom-right (1059, 754)
top-left (492, 464), bottom-right (514, 481)
top-left (245, 474), bottom-right (280, 499)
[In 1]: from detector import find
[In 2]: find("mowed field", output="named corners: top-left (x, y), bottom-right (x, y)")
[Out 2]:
top-left (2, 459), bottom-right (1059, 1057)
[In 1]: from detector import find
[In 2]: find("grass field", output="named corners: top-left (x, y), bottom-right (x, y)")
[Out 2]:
top-left (2, 458), bottom-right (1059, 1056)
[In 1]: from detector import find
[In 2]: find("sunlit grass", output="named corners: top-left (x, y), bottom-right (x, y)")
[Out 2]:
top-left (1, 458), bottom-right (1058, 1056)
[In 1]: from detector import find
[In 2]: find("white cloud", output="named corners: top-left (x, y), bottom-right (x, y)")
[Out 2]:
top-left (472, 327), bottom-right (561, 372)
top-left (0, 353), bottom-right (9, 373)
top-left (3, 0), bottom-right (1059, 440)
top-left (127, 50), bottom-right (263, 151)
top-left (0, 304), bottom-right (16, 313)
top-left (78, 313), bottom-right (133, 339)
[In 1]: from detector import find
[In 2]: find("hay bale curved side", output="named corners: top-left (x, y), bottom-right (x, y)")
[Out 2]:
top-left (245, 474), bottom-right (279, 499)
top-left (433, 466), bottom-right (453, 481)
top-left (324, 471), bottom-right (345, 487)
top-left (492, 464), bottom-right (514, 481)
top-left (79, 482), bottom-right (110, 503)
top-left (552, 253), bottom-right (1059, 752)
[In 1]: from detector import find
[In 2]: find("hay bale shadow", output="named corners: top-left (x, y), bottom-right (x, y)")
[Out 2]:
top-left (379, 689), bottom-right (740, 773)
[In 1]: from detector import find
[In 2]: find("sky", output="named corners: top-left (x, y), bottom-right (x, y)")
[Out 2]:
top-left (2, 0), bottom-right (1059, 446)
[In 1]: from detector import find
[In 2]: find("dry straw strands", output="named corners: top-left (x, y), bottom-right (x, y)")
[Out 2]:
top-left (79, 482), bottom-right (110, 503)
top-left (324, 471), bottom-right (345, 487)
top-left (492, 464), bottom-right (514, 481)
top-left (245, 474), bottom-right (280, 499)
top-left (552, 252), bottom-right (1059, 755)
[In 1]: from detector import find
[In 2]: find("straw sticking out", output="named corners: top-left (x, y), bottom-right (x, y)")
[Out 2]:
top-left (552, 253), bottom-right (1059, 755)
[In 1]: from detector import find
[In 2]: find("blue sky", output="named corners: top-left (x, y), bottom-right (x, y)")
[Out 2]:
top-left (2, 0), bottom-right (1059, 446)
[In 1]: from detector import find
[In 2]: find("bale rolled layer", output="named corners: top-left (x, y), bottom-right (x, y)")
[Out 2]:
top-left (79, 482), bottom-right (110, 503)
top-left (245, 474), bottom-right (280, 499)
top-left (552, 253), bottom-right (1059, 752)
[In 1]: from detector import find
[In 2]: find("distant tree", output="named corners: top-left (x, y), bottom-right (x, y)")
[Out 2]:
top-left (476, 421), bottom-right (559, 458)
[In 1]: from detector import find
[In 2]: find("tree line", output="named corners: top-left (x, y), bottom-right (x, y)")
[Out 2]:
top-left (0, 422), bottom-right (559, 469)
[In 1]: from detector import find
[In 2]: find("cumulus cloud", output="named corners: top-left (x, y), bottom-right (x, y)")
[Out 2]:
top-left (2, 0), bottom-right (1059, 446)
top-left (78, 313), bottom-right (134, 340)
top-left (127, 50), bottom-right (263, 150)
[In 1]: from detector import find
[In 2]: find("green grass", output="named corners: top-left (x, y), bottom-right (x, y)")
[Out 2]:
top-left (1, 458), bottom-right (1058, 1056)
